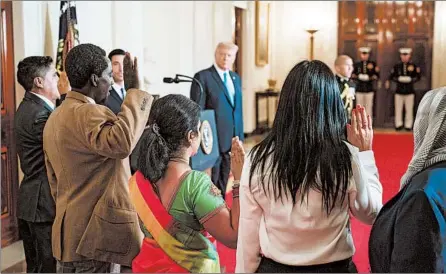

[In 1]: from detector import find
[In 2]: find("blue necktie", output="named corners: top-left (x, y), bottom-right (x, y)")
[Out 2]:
top-left (223, 72), bottom-right (234, 106)
top-left (120, 88), bottom-right (125, 99)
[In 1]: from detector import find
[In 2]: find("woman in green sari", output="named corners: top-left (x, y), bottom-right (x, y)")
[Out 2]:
top-left (129, 94), bottom-right (245, 273)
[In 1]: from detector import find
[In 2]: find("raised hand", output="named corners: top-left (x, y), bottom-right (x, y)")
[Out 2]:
top-left (230, 137), bottom-right (245, 181)
top-left (123, 52), bottom-right (140, 90)
top-left (347, 104), bottom-right (373, 151)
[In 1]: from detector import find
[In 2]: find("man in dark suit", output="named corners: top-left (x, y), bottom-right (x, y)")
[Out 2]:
top-left (106, 48), bottom-right (127, 114)
top-left (190, 42), bottom-right (244, 199)
top-left (15, 56), bottom-right (60, 273)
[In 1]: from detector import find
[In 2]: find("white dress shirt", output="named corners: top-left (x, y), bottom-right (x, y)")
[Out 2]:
top-left (214, 64), bottom-right (235, 104)
top-left (235, 142), bottom-right (383, 272)
top-left (30, 92), bottom-right (55, 110)
top-left (112, 83), bottom-right (126, 100)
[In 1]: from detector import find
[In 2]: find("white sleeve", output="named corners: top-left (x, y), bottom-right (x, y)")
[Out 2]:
top-left (235, 158), bottom-right (263, 273)
top-left (347, 144), bottom-right (383, 225)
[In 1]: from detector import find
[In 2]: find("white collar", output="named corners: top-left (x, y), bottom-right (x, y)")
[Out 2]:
top-left (214, 64), bottom-right (230, 76)
top-left (336, 74), bottom-right (349, 82)
top-left (112, 83), bottom-right (125, 92)
top-left (30, 92), bottom-right (55, 110)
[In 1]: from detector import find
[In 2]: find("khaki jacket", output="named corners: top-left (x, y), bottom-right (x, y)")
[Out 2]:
top-left (43, 89), bottom-right (152, 266)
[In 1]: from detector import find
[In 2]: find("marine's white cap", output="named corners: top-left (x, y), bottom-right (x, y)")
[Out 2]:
top-left (399, 48), bottom-right (412, 54)
top-left (359, 47), bottom-right (371, 53)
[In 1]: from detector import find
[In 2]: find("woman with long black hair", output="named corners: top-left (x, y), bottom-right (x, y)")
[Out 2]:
top-left (235, 60), bottom-right (383, 273)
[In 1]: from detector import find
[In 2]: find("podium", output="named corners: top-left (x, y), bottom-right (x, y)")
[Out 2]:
top-left (190, 110), bottom-right (220, 171)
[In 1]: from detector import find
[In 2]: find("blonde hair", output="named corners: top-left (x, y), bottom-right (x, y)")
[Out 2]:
top-left (215, 42), bottom-right (239, 53)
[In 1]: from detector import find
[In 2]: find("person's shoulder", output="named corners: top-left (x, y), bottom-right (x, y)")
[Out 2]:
top-left (16, 98), bottom-right (40, 115)
top-left (189, 170), bottom-right (213, 184)
top-left (183, 170), bottom-right (216, 196)
top-left (16, 97), bottom-right (50, 123)
top-left (71, 102), bottom-right (116, 127)
top-left (196, 66), bottom-right (214, 75)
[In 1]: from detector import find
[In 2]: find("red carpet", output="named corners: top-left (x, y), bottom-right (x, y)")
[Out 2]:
top-left (217, 132), bottom-right (414, 273)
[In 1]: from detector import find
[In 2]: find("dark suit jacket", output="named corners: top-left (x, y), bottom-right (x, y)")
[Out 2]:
top-left (369, 161), bottom-right (446, 273)
top-left (352, 60), bottom-right (379, 93)
top-left (14, 92), bottom-right (55, 222)
top-left (56, 93), bottom-right (67, 107)
top-left (190, 66), bottom-right (244, 153)
top-left (106, 86), bottom-right (124, 114)
top-left (389, 62), bottom-right (421, 95)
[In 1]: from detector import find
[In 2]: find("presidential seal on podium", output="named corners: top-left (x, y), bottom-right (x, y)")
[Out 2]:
top-left (200, 120), bottom-right (213, 155)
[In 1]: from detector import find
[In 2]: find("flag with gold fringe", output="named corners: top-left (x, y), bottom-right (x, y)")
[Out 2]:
top-left (56, 0), bottom-right (79, 95)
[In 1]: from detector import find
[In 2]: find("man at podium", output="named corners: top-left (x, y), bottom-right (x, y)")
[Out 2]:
top-left (190, 42), bottom-right (244, 199)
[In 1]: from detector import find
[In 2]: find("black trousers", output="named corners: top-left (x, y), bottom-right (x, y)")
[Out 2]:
top-left (18, 219), bottom-right (56, 273)
top-left (211, 152), bottom-right (231, 199)
top-left (56, 260), bottom-right (118, 273)
top-left (256, 256), bottom-right (358, 273)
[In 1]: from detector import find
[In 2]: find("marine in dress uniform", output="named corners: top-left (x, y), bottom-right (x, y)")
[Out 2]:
top-left (352, 47), bottom-right (380, 118)
top-left (388, 48), bottom-right (421, 131)
top-left (335, 55), bottom-right (356, 121)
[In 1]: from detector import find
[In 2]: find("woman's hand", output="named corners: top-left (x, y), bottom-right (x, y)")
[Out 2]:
top-left (230, 137), bottom-right (245, 180)
top-left (347, 104), bottom-right (373, 151)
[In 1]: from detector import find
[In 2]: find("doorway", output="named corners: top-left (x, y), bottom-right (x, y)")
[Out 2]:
top-left (338, 1), bottom-right (435, 128)
top-left (1, 1), bottom-right (19, 247)
top-left (233, 6), bottom-right (243, 78)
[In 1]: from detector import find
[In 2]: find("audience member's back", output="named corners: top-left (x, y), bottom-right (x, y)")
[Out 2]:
top-left (235, 60), bottom-right (383, 273)
top-left (43, 43), bottom-right (153, 271)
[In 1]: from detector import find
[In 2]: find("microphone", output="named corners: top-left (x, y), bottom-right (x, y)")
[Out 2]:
top-left (163, 74), bottom-right (204, 106)
top-left (162, 77), bottom-right (177, 83)
top-left (162, 77), bottom-right (192, 84)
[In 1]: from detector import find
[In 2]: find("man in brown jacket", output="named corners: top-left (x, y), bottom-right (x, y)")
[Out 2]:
top-left (43, 43), bottom-right (152, 272)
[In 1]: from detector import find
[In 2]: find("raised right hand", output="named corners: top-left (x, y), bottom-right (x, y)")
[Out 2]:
top-left (123, 52), bottom-right (140, 90)
top-left (230, 137), bottom-right (245, 180)
top-left (347, 104), bottom-right (373, 152)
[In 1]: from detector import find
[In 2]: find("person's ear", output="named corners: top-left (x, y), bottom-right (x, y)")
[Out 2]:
top-left (188, 130), bottom-right (198, 145)
top-left (33, 77), bottom-right (44, 89)
top-left (90, 74), bottom-right (99, 87)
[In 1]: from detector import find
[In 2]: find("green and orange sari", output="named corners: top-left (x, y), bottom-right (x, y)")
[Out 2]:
top-left (129, 170), bottom-right (226, 273)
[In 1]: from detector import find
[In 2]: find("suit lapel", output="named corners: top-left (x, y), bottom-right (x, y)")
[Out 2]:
top-left (110, 86), bottom-right (123, 103)
top-left (210, 66), bottom-right (235, 108)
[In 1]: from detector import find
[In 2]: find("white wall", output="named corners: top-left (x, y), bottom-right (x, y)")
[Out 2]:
top-left (270, 1), bottom-right (338, 89)
top-left (12, 0), bottom-right (446, 136)
top-left (13, 1), bottom-right (45, 108)
top-left (12, 0), bottom-right (268, 134)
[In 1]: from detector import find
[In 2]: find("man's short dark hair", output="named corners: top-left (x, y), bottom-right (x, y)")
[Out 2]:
top-left (17, 56), bottom-right (53, 91)
top-left (65, 43), bottom-right (109, 89)
top-left (108, 49), bottom-right (126, 61)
